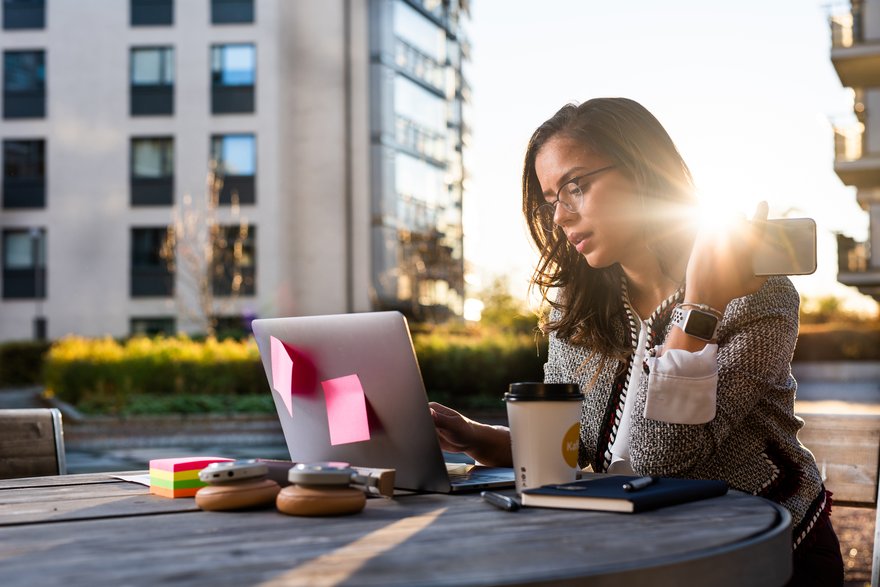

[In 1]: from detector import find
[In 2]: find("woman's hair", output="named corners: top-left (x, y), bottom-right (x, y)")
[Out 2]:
top-left (522, 97), bottom-right (697, 358)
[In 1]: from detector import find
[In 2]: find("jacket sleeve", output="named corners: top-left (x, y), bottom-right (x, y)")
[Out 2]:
top-left (628, 276), bottom-right (800, 476)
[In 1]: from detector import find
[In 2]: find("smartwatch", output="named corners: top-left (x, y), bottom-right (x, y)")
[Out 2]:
top-left (671, 306), bottom-right (720, 342)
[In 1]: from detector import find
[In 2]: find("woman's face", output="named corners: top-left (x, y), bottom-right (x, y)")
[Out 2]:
top-left (534, 134), bottom-right (645, 269)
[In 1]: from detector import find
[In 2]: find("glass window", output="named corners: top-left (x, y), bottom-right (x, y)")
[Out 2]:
top-left (395, 152), bottom-right (444, 206)
top-left (4, 140), bottom-right (44, 179)
top-left (131, 227), bottom-right (167, 267)
top-left (211, 44), bottom-right (255, 86)
top-left (211, 0), bottom-right (254, 24)
top-left (4, 50), bottom-right (44, 91)
top-left (211, 134), bottom-right (255, 176)
top-left (212, 224), bottom-right (256, 296)
top-left (130, 316), bottom-right (175, 336)
top-left (394, 75), bottom-right (446, 135)
top-left (132, 138), bottom-right (173, 178)
top-left (130, 0), bottom-right (173, 26)
top-left (131, 47), bottom-right (174, 85)
top-left (393, 1), bottom-right (445, 63)
top-left (3, 228), bottom-right (44, 269)
top-left (3, 0), bottom-right (45, 30)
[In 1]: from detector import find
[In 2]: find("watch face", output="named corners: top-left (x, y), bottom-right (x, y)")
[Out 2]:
top-left (686, 310), bottom-right (718, 339)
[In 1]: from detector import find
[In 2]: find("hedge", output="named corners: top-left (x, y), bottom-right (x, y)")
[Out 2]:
top-left (0, 340), bottom-right (51, 386)
top-left (44, 336), bottom-right (265, 412)
top-left (793, 323), bottom-right (880, 362)
top-left (41, 332), bottom-right (548, 414)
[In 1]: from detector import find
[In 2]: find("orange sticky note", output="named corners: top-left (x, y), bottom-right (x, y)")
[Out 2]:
top-left (321, 374), bottom-right (371, 446)
top-left (271, 336), bottom-right (294, 416)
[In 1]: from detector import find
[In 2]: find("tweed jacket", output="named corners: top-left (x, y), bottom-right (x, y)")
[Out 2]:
top-left (543, 276), bottom-right (826, 548)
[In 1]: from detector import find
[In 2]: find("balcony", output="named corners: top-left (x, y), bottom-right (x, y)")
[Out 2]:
top-left (395, 115), bottom-right (446, 163)
top-left (837, 233), bottom-right (880, 300)
top-left (833, 123), bottom-right (880, 186)
top-left (830, 11), bottom-right (880, 87)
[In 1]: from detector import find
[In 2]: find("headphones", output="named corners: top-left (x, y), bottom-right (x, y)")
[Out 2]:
top-left (195, 461), bottom-right (377, 516)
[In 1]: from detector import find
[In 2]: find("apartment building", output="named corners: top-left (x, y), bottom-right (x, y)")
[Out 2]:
top-left (0, 0), bottom-right (470, 341)
top-left (831, 0), bottom-right (880, 300)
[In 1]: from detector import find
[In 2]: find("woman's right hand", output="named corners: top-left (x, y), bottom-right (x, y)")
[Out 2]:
top-left (429, 402), bottom-right (478, 453)
top-left (429, 401), bottom-right (513, 467)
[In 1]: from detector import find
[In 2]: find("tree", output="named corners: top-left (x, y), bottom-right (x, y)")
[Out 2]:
top-left (161, 166), bottom-right (252, 337)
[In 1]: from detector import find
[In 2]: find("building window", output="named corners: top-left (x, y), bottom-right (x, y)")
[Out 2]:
top-left (130, 47), bottom-right (174, 116)
top-left (3, 0), bottom-right (45, 30)
top-left (210, 134), bottom-right (255, 204)
top-left (130, 316), bottom-right (175, 336)
top-left (131, 137), bottom-right (173, 206)
top-left (130, 0), bottom-right (173, 26)
top-left (212, 224), bottom-right (255, 296)
top-left (2, 228), bottom-right (45, 299)
top-left (3, 50), bottom-right (45, 119)
top-left (3, 139), bottom-right (45, 208)
top-left (211, 0), bottom-right (253, 24)
top-left (131, 227), bottom-right (173, 297)
top-left (211, 44), bottom-right (255, 114)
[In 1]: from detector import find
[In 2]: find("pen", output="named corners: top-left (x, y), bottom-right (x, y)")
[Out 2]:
top-left (622, 476), bottom-right (658, 492)
top-left (481, 491), bottom-right (521, 512)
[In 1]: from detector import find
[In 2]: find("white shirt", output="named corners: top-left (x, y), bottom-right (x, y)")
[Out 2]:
top-left (607, 319), bottom-right (719, 474)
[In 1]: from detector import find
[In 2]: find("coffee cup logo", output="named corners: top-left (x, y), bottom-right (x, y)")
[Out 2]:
top-left (561, 422), bottom-right (579, 468)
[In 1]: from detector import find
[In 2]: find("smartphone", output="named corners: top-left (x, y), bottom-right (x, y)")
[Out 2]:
top-left (198, 459), bottom-right (268, 484)
top-left (752, 218), bottom-right (817, 276)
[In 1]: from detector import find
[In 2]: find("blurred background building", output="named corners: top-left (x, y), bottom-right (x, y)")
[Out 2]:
top-left (831, 0), bottom-right (880, 301)
top-left (0, 0), bottom-right (470, 342)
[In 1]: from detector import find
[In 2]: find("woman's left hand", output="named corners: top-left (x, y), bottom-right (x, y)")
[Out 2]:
top-left (684, 201), bottom-right (769, 313)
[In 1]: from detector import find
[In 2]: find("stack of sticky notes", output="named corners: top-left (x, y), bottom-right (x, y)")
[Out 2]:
top-left (149, 456), bottom-right (233, 498)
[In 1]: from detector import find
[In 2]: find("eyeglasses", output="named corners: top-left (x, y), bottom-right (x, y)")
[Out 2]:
top-left (532, 165), bottom-right (615, 233)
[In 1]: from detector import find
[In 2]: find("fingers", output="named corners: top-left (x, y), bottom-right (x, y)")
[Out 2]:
top-left (752, 200), bottom-right (769, 223)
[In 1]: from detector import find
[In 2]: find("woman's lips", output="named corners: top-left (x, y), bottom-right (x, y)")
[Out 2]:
top-left (568, 232), bottom-right (593, 253)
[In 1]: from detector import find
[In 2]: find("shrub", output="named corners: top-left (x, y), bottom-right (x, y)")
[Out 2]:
top-left (44, 335), bottom-right (265, 409)
top-left (413, 330), bottom-right (547, 410)
top-left (794, 323), bottom-right (880, 362)
top-left (0, 340), bottom-right (51, 386)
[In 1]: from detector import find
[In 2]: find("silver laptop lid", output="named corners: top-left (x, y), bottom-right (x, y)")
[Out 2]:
top-left (252, 311), bottom-right (451, 492)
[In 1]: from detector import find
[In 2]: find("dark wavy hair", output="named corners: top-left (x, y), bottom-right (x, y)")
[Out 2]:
top-left (522, 98), bottom-right (697, 358)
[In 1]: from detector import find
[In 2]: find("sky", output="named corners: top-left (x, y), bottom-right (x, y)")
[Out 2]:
top-left (461, 0), bottom-right (875, 314)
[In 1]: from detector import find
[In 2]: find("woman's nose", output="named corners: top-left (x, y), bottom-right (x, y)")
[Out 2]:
top-left (553, 201), bottom-right (575, 227)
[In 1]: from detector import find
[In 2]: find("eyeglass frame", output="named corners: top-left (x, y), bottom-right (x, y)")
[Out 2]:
top-left (533, 164), bottom-right (616, 232)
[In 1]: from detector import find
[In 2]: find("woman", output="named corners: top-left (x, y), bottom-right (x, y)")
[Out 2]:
top-left (431, 98), bottom-right (843, 585)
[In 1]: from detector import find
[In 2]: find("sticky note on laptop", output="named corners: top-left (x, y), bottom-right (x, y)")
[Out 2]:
top-left (270, 336), bottom-right (295, 416)
top-left (321, 374), bottom-right (371, 445)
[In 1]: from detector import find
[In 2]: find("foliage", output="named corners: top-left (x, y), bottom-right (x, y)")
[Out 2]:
top-left (40, 330), bottom-right (548, 415)
top-left (414, 330), bottom-right (548, 410)
top-left (477, 276), bottom-right (539, 335)
top-left (44, 335), bottom-right (265, 409)
top-left (0, 340), bottom-right (51, 386)
top-left (794, 323), bottom-right (880, 362)
top-left (799, 294), bottom-right (877, 325)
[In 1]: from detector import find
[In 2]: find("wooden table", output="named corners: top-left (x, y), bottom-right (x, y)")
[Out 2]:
top-left (0, 472), bottom-right (792, 586)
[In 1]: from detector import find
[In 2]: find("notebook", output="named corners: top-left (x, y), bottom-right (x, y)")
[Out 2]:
top-left (251, 311), bottom-right (515, 493)
top-left (521, 475), bottom-right (729, 513)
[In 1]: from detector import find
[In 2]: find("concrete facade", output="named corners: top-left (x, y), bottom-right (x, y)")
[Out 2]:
top-left (0, 0), bottom-right (468, 340)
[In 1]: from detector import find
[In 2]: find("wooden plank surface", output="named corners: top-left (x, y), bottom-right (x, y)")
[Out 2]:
top-left (0, 409), bottom-right (59, 478)
top-left (797, 413), bottom-right (880, 505)
top-left (0, 474), bottom-right (790, 587)
top-left (0, 471), bottom-right (145, 490)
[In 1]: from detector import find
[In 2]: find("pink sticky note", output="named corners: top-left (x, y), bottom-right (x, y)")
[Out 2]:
top-left (321, 374), bottom-right (371, 446)
top-left (270, 336), bottom-right (294, 416)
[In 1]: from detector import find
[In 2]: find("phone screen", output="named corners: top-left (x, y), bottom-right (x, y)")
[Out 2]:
top-left (752, 218), bottom-right (817, 276)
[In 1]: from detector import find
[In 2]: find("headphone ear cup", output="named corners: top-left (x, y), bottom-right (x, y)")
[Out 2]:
top-left (195, 479), bottom-right (281, 511)
top-left (276, 484), bottom-right (366, 516)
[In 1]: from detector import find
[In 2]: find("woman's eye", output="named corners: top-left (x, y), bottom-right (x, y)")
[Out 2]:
top-left (569, 182), bottom-right (585, 197)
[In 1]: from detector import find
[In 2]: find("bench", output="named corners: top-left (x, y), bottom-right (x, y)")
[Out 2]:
top-left (0, 408), bottom-right (66, 479)
top-left (798, 412), bottom-right (880, 586)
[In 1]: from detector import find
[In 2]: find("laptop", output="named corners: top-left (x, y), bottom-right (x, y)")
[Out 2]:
top-left (251, 311), bottom-right (515, 493)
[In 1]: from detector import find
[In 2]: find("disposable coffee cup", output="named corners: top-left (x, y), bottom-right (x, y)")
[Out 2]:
top-left (504, 382), bottom-right (584, 494)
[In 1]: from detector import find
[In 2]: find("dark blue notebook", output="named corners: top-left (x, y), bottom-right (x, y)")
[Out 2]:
top-left (521, 475), bottom-right (728, 513)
